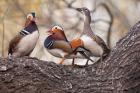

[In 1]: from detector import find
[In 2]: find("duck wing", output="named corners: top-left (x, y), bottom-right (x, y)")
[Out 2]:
top-left (8, 35), bottom-right (23, 55)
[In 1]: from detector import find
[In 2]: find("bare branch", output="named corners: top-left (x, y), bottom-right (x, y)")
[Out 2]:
top-left (97, 3), bottom-right (113, 48)
top-left (2, 6), bottom-right (10, 57)
top-left (108, 0), bottom-right (130, 29)
top-left (65, 14), bottom-right (82, 30)
top-left (62, 0), bottom-right (78, 10)
top-left (12, 0), bottom-right (26, 17)
top-left (91, 19), bottom-right (110, 24)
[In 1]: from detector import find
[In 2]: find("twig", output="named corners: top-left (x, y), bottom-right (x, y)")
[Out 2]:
top-left (12, 0), bottom-right (26, 17)
top-left (91, 3), bottom-right (113, 47)
top-left (2, 7), bottom-right (9, 57)
top-left (108, 0), bottom-right (130, 29)
top-left (65, 14), bottom-right (82, 30)
top-left (91, 19), bottom-right (110, 24)
top-left (62, 0), bottom-right (77, 9)
top-left (99, 3), bottom-right (113, 48)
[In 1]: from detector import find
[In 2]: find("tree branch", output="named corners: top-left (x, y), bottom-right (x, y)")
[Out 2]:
top-left (0, 20), bottom-right (140, 93)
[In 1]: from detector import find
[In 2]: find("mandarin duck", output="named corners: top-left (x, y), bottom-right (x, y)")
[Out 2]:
top-left (75, 7), bottom-right (110, 65)
top-left (8, 12), bottom-right (39, 58)
top-left (44, 25), bottom-right (94, 65)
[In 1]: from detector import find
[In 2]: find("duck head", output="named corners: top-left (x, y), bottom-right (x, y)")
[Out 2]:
top-left (23, 12), bottom-right (38, 34)
top-left (24, 12), bottom-right (36, 27)
top-left (76, 7), bottom-right (90, 17)
top-left (47, 25), bottom-right (68, 41)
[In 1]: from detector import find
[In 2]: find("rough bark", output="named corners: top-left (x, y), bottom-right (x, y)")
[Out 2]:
top-left (0, 21), bottom-right (140, 93)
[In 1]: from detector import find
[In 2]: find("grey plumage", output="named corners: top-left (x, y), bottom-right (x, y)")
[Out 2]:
top-left (76, 7), bottom-right (110, 64)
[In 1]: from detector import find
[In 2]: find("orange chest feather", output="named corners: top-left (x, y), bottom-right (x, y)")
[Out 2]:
top-left (70, 39), bottom-right (84, 49)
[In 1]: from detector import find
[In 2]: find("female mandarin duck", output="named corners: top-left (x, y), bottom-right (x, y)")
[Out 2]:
top-left (75, 7), bottom-right (110, 65)
top-left (8, 12), bottom-right (39, 58)
top-left (44, 25), bottom-right (94, 65)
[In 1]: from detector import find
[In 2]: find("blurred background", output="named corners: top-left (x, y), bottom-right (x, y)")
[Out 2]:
top-left (0, 0), bottom-right (140, 65)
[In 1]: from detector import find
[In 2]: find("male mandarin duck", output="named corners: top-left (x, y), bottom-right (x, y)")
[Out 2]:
top-left (75, 7), bottom-right (110, 65)
top-left (8, 12), bottom-right (39, 58)
top-left (44, 25), bottom-right (94, 65)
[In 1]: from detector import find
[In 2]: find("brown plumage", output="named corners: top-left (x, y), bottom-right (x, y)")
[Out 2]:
top-left (94, 35), bottom-right (110, 58)
top-left (44, 25), bottom-right (94, 65)
top-left (8, 35), bottom-right (23, 56)
top-left (51, 40), bottom-right (72, 53)
top-left (8, 12), bottom-right (39, 58)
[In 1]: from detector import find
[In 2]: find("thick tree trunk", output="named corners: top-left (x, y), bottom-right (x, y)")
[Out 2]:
top-left (0, 21), bottom-right (140, 93)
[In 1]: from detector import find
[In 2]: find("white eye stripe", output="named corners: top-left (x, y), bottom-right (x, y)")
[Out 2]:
top-left (52, 26), bottom-right (63, 31)
top-left (27, 14), bottom-right (33, 19)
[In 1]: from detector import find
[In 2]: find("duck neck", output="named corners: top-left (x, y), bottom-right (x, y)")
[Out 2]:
top-left (51, 33), bottom-right (68, 42)
top-left (24, 21), bottom-right (38, 33)
top-left (83, 14), bottom-right (95, 37)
